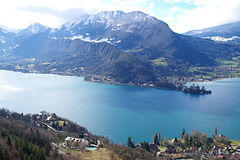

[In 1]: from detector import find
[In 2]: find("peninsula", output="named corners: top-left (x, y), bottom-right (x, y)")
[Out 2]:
top-left (182, 84), bottom-right (212, 94)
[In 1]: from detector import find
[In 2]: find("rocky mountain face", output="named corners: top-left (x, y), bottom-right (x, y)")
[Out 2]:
top-left (50, 11), bottom-right (212, 65)
top-left (184, 21), bottom-right (240, 42)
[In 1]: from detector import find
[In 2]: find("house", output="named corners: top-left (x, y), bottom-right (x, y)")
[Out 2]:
top-left (84, 133), bottom-right (92, 138)
top-left (231, 152), bottom-right (240, 160)
top-left (223, 147), bottom-right (231, 156)
top-left (219, 134), bottom-right (227, 138)
top-left (156, 151), bottom-right (163, 157)
top-left (217, 155), bottom-right (224, 159)
top-left (237, 146), bottom-right (240, 152)
top-left (198, 147), bottom-right (207, 154)
top-left (171, 138), bottom-right (178, 145)
top-left (46, 116), bottom-right (52, 121)
top-left (190, 147), bottom-right (198, 152)
top-left (184, 149), bottom-right (195, 156)
top-left (64, 137), bottom-right (89, 149)
top-left (212, 145), bottom-right (219, 151)
top-left (218, 148), bottom-right (223, 155)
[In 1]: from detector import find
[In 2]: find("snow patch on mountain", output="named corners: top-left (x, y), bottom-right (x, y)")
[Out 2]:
top-left (0, 39), bottom-right (5, 44)
top-left (204, 36), bottom-right (240, 42)
top-left (0, 29), bottom-right (8, 34)
top-left (63, 35), bottom-right (121, 44)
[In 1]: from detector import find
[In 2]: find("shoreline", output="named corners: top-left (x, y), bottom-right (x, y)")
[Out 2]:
top-left (0, 69), bottom-right (239, 91)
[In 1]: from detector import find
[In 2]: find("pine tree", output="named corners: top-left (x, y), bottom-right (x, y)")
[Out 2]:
top-left (215, 125), bottom-right (218, 136)
top-left (183, 133), bottom-right (189, 146)
top-left (181, 128), bottom-right (185, 139)
top-left (140, 141), bottom-right (150, 151)
top-left (4, 148), bottom-right (10, 160)
top-left (6, 136), bottom-right (12, 146)
top-left (127, 137), bottom-right (134, 148)
top-left (158, 129), bottom-right (161, 144)
top-left (189, 137), bottom-right (193, 147)
top-left (154, 133), bottom-right (159, 145)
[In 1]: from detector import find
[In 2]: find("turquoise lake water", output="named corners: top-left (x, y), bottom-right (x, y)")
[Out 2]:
top-left (0, 70), bottom-right (239, 144)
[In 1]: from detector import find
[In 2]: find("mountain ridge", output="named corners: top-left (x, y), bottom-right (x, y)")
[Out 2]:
top-left (184, 21), bottom-right (240, 42)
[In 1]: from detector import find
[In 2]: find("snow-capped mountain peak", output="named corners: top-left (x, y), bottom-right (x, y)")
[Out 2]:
top-left (18, 23), bottom-right (49, 37)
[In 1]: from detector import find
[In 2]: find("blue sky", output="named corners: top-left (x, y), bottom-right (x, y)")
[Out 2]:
top-left (0, 0), bottom-right (240, 33)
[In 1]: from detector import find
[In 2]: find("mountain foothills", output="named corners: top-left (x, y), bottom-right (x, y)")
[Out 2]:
top-left (1, 11), bottom-right (240, 89)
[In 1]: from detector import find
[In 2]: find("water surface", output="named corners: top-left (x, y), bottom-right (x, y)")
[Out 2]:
top-left (0, 70), bottom-right (239, 144)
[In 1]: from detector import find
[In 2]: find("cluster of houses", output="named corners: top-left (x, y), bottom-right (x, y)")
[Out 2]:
top-left (61, 136), bottom-right (103, 150)
top-left (63, 137), bottom-right (89, 149)
top-left (135, 136), bottom-right (240, 160)
top-left (153, 144), bottom-right (240, 160)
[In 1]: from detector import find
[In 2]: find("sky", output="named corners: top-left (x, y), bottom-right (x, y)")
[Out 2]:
top-left (0, 0), bottom-right (240, 33)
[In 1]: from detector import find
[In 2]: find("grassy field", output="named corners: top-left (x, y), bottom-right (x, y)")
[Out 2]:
top-left (60, 147), bottom-right (121, 160)
top-left (58, 120), bottom-right (69, 127)
top-left (152, 57), bottom-right (168, 66)
top-left (230, 140), bottom-right (240, 146)
top-left (188, 56), bottom-right (240, 80)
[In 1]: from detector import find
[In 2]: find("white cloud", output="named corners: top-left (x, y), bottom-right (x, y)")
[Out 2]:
top-left (2, 0), bottom-right (238, 34)
top-left (0, 0), bottom-right (156, 31)
top-left (0, 0), bottom-right (104, 30)
top-left (166, 0), bottom-right (240, 33)
top-left (171, 7), bottom-right (189, 13)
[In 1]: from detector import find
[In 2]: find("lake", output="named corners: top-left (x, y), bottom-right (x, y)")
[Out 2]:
top-left (0, 70), bottom-right (239, 144)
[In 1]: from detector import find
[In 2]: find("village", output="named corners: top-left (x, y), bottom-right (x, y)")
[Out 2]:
top-left (1, 108), bottom-right (240, 160)
top-left (23, 111), bottom-right (240, 160)
top-left (31, 112), bottom-right (240, 160)
top-left (140, 134), bottom-right (240, 160)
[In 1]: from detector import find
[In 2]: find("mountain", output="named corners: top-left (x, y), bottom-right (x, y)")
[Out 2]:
top-left (0, 28), bottom-right (17, 54)
top-left (1, 11), bottom-right (240, 86)
top-left (184, 21), bottom-right (240, 42)
top-left (51, 11), bottom-right (213, 66)
top-left (18, 23), bottom-right (50, 37)
top-left (0, 23), bottom-right (50, 55)
top-left (13, 34), bottom-right (156, 83)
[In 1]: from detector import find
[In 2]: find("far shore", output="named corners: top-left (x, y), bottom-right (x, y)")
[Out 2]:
top-left (0, 69), bottom-right (239, 92)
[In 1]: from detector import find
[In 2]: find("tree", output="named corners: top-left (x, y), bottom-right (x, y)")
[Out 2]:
top-left (183, 133), bottom-right (189, 145)
top-left (0, 146), bottom-right (10, 160)
top-left (154, 133), bottom-right (159, 145)
top-left (140, 141), bottom-right (150, 151)
top-left (52, 113), bottom-right (57, 118)
top-left (204, 137), bottom-right (213, 150)
top-left (189, 137), bottom-right (193, 147)
top-left (127, 137), bottom-right (134, 148)
top-left (174, 137), bottom-right (178, 143)
top-left (158, 129), bottom-right (161, 144)
top-left (6, 136), bottom-right (12, 146)
top-left (181, 128), bottom-right (185, 139)
top-left (32, 115), bottom-right (37, 121)
top-left (215, 125), bottom-right (218, 136)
